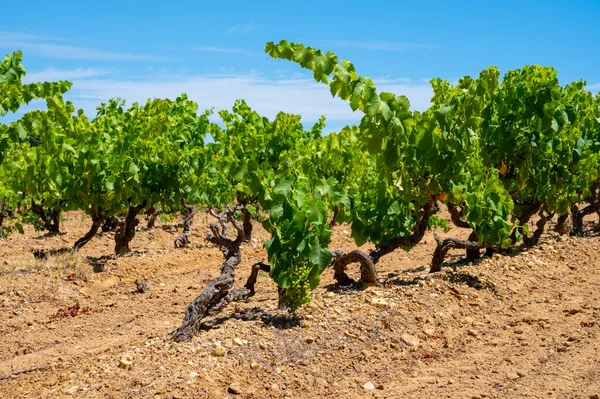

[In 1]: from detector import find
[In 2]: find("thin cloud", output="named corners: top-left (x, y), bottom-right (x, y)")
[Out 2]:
top-left (23, 67), bottom-right (116, 83)
top-left (62, 72), bottom-right (433, 122)
top-left (321, 40), bottom-right (437, 52)
top-left (589, 83), bottom-right (600, 92)
top-left (194, 46), bottom-right (258, 57)
top-left (0, 32), bottom-right (164, 61)
top-left (227, 22), bottom-right (257, 34)
top-left (373, 77), bottom-right (414, 84)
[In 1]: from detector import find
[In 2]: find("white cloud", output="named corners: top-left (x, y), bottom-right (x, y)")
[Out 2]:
top-left (194, 46), bottom-right (258, 56)
top-left (227, 23), bottom-right (257, 34)
top-left (62, 73), bottom-right (433, 124)
top-left (23, 67), bottom-right (116, 83)
top-left (589, 83), bottom-right (600, 92)
top-left (320, 40), bottom-right (437, 52)
top-left (0, 32), bottom-right (163, 61)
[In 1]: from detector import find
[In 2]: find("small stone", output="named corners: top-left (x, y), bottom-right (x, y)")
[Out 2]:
top-left (507, 371), bottom-right (520, 380)
top-left (134, 280), bottom-right (150, 293)
top-left (363, 382), bottom-right (375, 391)
top-left (401, 333), bottom-right (420, 347)
top-left (189, 371), bottom-right (199, 378)
top-left (468, 329), bottom-right (479, 337)
top-left (270, 383), bottom-right (280, 391)
top-left (250, 361), bottom-right (260, 370)
top-left (65, 386), bottom-right (79, 395)
top-left (589, 395), bottom-right (599, 399)
top-left (370, 298), bottom-right (389, 307)
top-left (305, 337), bottom-right (315, 344)
top-left (212, 345), bottom-right (227, 357)
top-left (423, 328), bottom-right (436, 337)
top-left (233, 338), bottom-right (244, 346)
top-left (258, 342), bottom-right (267, 350)
top-left (118, 357), bottom-right (133, 370)
top-left (376, 384), bottom-right (384, 390)
top-left (228, 382), bottom-right (242, 395)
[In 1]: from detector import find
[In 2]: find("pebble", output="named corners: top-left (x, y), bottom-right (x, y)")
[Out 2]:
top-left (250, 361), bottom-right (260, 370)
top-left (506, 371), bottom-right (520, 380)
top-left (228, 382), bottom-right (241, 395)
top-left (189, 372), bottom-right (199, 378)
top-left (423, 328), bottom-right (436, 337)
top-left (401, 333), bottom-right (420, 347)
top-left (118, 357), bottom-right (133, 370)
top-left (370, 298), bottom-right (389, 307)
top-left (65, 386), bottom-right (79, 395)
top-left (233, 338), bottom-right (244, 346)
top-left (212, 345), bottom-right (227, 357)
top-left (363, 382), bottom-right (375, 390)
top-left (305, 337), bottom-right (315, 344)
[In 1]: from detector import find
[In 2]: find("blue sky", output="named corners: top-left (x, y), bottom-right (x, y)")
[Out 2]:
top-left (1, 0), bottom-right (599, 131)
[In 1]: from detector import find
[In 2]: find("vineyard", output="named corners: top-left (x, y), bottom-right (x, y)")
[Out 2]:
top-left (1, 42), bottom-right (600, 398)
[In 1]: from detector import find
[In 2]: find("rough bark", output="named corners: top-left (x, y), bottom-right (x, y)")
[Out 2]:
top-left (571, 180), bottom-right (600, 236)
top-left (72, 206), bottom-right (107, 251)
top-left (30, 203), bottom-right (61, 235)
top-left (329, 198), bottom-right (437, 286)
top-left (571, 201), bottom-right (600, 236)
top-left (510, 202), bottom-right (541, 243)
top-left (174, 200), bottom-right (195, 248)
top-left (146, 209), bottom-right (160, 229)
top-left (73, 219), bottom-right (102, 251)
top-left (524, 208), bottom-right (552, 246)
top-left (446, 203), bottom-right (471, 229)
top-left (554, 213), bottom-right (570, 235)
top-left (242, 206), bottom-right (253, 242)
top-left (466, 231), bottom-right (480, 261)
top-left (430, 233), bottom-right (480, 273)
top-left (172, 205), bottom-right (249, 342)
top-left (0, 213), bottom-right (4, 232)
top-left (369, 199), bottom-right (437, 264)
top-left (330, 249), bottom-right (381, 287)
top-left (101, 216), bottom-right (118, 233)
top-left (114, 202), bottom-right (146, 255)
top-left (329, 205), bottom-right (340, 228)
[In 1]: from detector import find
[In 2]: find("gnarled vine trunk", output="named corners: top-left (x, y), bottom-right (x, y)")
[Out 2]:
top-left (524, 207), bottom-right (553, 246)
top-left (146, 209), bottom-right (160, 229)
top-left (571, 180), bottom-right (600, 236)
top-left (174, 200), bottom-right (195, 248)
top-left (114, 202), bottom-right (146, 255)
top-left (554, 213), bottom-right (570, 235)
top-left (330, 198), bottom-right (437, 286)
top-left (73, 206), bottom-right (105, 251)
top-left (430, 233), bottom-right (480, 273)
top-left (101, 216), bottom-right (119, 232)
top-left (172, 206), bottom-right (268, 342)
top-left (446, 203), bottom-right (480, 261)
top-left (571, 202), bottom-right (600, 237)
top-left (30, 203), bottom-right (61, 235)
top-left (242, 206), bottom-right (253, 242)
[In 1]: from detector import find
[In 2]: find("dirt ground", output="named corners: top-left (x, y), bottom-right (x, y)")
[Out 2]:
top-left (0, 210), bottom-right (599, 399)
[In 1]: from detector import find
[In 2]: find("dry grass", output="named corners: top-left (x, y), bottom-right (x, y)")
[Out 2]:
top-left (0, 252), bottom-right (90, 304)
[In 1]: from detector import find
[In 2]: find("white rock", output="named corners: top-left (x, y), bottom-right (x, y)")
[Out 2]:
top-left (363, 382), bottom-right (375, 390)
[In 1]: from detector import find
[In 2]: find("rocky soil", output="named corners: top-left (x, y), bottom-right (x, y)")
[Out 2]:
top-left (0, 211), bottom-right (599, 399)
